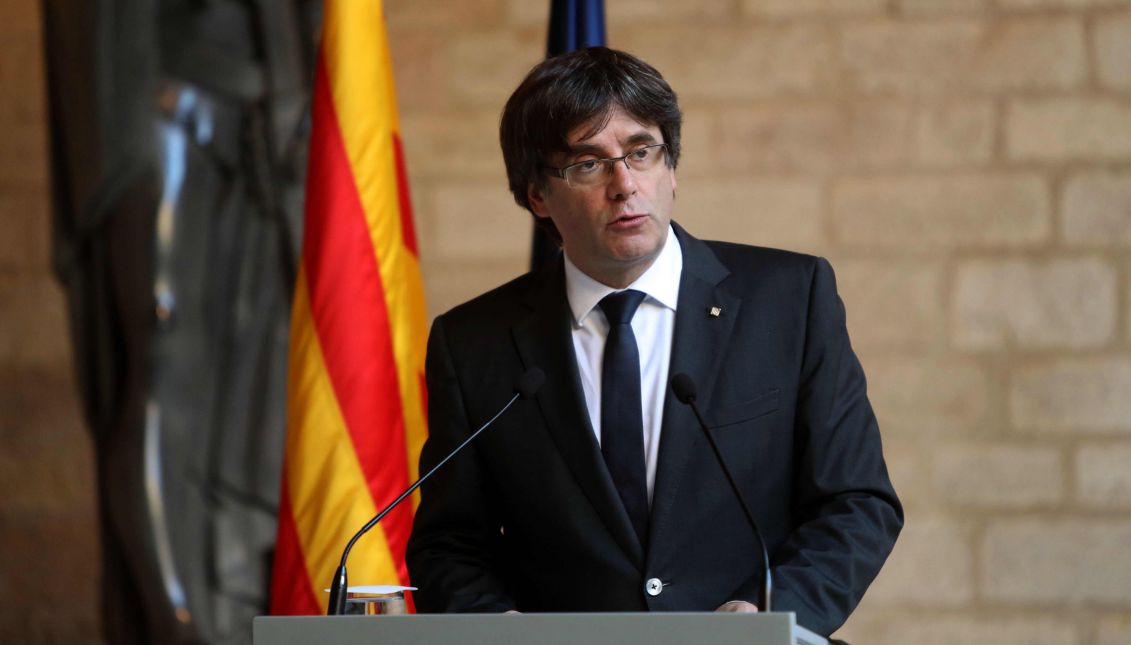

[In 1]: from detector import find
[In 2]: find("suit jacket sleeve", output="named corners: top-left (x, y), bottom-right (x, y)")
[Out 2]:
top-left (405, 316), bottom-right (517, 613)
top-left (731, 257), bottom-right (903, 635)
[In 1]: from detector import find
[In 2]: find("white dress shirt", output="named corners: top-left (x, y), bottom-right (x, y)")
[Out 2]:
top-left (563, 226), bottom-right (682, 506)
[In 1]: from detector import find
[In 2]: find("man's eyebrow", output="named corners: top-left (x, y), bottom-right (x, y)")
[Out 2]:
top-left (623, 132), bottom-right (659, 146)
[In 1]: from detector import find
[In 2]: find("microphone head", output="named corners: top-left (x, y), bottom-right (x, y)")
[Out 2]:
top-left (515, 367), bottom-right (545, 399)
top-left (671, 373), bottom-right (697, 404)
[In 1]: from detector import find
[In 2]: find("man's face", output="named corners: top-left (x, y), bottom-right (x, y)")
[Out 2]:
top-left (527, 105), bottom-right (677, 288)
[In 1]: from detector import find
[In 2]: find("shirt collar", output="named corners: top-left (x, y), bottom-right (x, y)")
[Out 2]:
top-left (564, 225), bottom-right (683, 328)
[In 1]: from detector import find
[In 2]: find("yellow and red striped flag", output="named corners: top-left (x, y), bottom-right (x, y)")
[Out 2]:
top-left (270, 0), bottom-right (428, 615)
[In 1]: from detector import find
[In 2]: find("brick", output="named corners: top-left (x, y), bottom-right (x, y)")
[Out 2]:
top-left (0, 513), bottom-right (100, 640)
top-left (932, 443), bottom-right (1063, 507)
top-left (0, 187), bottom-right (52, 273)
top-left (839, 102), bottom-right (918, 168)
top-left (677, 178), bottom-right (823, 252)
top-left (1062, 171), bottom-right (1131, 246)
top-left (424, 259), bottom-right (530, 318)
top-left (1011, 358), bottom-right (1131, 432)
top-left (839, 18), bottom-right (1086, 95)
top-left (864, 514), bottom-right (975, 607)
top-left (836, 259), bottom-right (944, 348)
top-left (616, 25), bottom-right (834, 101)
top-left (0, 34), bottom-right (46, 126)
top-left (430, 183), bottom-right (531, 262)
top-left (385, 0), bottom-right (504, 28)
top-left (1121, 264), bottom-right (1131, 344)
top-left (0, 274), bottom-right (72, 370)
top-left (867, 357), bottom-right (993, 435)
top-left (712, 102), bottom-right (916, 173)
top-left (504, 0), bottom-right (549, 26)
top-left (1096, 12), bottom-right (1131, 92)
top-left (0, 121), bottom-right (47, 189)
top-left (1007, 98), bottom-right (1131, 161)
top-left (839, 20), bottom-right (981, 94)
top-left (832, 174), bottom-right (1051, 250)
top-left (742, 0), bottom-right (886, 18)
top-left (1098, 615), bottom-right (1131, 645)
top-left (952, 257), bottom-right (1117, 349)
top-left (0, 0), bottom-right (40, 37)
top-left (982, 519), bottom-right (1131, 603)
top-left (671, 108), bottom-right (713, 179)
top-left (0, 369), bottom-right (92, 515)
top-left (715, 100), bottom-right (993, 171)
top-left (401, 111), bottom-right (504, 180)
top-left (711, 105), bottom-right (840, 173)
top-left (840, 617), bottom-right (1078, 645)
top-left (608, 0), bottom-right (736, 21)
top-left (1076, 443), bottom-right (1131, 509)
top-left (897, 0), bottom-right (992, 14)
top-left (880, 438), bottom-right (933, 510)
top-left (972, 17), bottom-right (1086, 91)
top-left (999, 0), bottom-right (1131, 7)
top-left (445, 30), bottom-right (544, 108)
top-left (914, 100), bottom-right (995, 166)
top-left (388, 29), bottom-right (448, 112)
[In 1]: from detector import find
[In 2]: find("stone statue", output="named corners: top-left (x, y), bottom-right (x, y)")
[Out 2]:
top-left (42, 1), bottom-right (317, 642)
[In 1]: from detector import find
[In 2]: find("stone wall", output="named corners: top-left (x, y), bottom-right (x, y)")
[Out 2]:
top-left (2, 0), bottom-right (1129, 642)
top-left (0, 0), bottom-right (101, 641)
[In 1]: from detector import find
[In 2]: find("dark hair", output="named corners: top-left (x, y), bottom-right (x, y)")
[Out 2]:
top-left (499, 47), bottom-right (683, 240)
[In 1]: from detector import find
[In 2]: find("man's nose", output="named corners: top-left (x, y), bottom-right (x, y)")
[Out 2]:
top-left (606, 158), bottom-right (638, 199)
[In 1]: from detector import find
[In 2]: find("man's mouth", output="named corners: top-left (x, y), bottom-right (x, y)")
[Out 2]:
top-left (609, 214), bottom-right (648, 228)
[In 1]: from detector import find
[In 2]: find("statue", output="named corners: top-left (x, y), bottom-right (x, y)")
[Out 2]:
top-left (42, 1), bottom-right (318, 642)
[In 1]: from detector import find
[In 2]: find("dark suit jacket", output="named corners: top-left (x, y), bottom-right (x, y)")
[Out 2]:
top-left (406, 223), bottom-right (903, 636)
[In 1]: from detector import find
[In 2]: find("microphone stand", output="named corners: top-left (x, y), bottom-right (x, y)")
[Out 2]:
top-left (672, 374), bottom-right (772, 613)
top-left (327, 368), bottom-right (543, 615)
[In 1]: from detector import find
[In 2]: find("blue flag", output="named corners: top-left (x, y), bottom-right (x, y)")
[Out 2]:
top-left (548, 0), bottom-right (606, 56)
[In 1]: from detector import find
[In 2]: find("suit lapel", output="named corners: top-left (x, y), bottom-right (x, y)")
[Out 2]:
top-left (649, 225), bottom-right (742, 552)
top-left (512, 257), bottom-right (645, 568)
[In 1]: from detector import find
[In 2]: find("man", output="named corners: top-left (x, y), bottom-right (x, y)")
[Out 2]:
top-left (406, 47), bottom-right (902, 637)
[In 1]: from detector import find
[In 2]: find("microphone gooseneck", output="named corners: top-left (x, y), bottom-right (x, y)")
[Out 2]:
top-left (670, 373), bottom-right (773, 613)
top-left (326, 367), bottom-right (545, 615)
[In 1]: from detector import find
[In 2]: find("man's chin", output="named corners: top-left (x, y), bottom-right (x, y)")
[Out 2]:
top-left (607, 243), bottom-right (663, 271)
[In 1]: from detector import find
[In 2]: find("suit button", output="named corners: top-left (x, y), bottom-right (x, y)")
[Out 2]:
top-left (645, 578), bottom-right (664, 596)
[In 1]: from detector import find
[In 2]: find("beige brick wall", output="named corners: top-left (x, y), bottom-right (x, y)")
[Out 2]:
top-left (0, 0), bottom-right (100, 641)
top-left (2, 0), bottom-right (1129, 642)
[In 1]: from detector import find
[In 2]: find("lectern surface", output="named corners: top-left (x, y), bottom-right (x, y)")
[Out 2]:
top-left (254, 612), bottom-right (827, 645)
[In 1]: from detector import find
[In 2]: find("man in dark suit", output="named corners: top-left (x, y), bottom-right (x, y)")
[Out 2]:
top-left (406, 47), bottom-right (902, 637)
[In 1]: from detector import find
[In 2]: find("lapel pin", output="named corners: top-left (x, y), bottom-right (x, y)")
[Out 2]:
top-left (709, 306), bottom-right (722, 317)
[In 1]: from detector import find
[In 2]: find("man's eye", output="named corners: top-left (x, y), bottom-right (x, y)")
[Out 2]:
top-left (573, 160), bottom-right (602, 173)
top-left (630, 148), bottom-right (651, 160)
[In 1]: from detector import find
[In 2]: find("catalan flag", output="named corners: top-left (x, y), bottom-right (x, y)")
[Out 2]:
top-left (270, 0), bottom-right (428, 615)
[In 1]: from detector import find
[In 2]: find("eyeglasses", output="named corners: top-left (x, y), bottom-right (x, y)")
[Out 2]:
top-left (544, 143), bottom-right (669, 188)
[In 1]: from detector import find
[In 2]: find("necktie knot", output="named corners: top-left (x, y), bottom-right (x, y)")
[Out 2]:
top-left (599, 289), bottom-right (646, 326)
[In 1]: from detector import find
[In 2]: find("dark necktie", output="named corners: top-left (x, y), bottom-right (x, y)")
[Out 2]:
top-left (598, 289), bottom-right (649, 547)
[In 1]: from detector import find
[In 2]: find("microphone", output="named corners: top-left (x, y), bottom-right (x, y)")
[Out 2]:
top-left (326, 366), bottom-right (545, 615)
top-left (670, 373), bottom-right (772, 613)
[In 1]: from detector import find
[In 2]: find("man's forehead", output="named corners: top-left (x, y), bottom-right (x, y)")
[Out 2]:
top-left (567, 107), bottom-right (661, 146)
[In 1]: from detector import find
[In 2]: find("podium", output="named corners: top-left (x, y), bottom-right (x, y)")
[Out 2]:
top-left (253, 612), bottom-right (827, 645)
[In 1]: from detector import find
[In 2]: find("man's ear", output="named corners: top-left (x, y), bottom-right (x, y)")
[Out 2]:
top-left (527, 183), bottom-right (551, 219)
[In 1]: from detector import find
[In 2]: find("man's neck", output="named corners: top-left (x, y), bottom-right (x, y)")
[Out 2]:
top-left (586, 261), bottom-right (655, 290)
